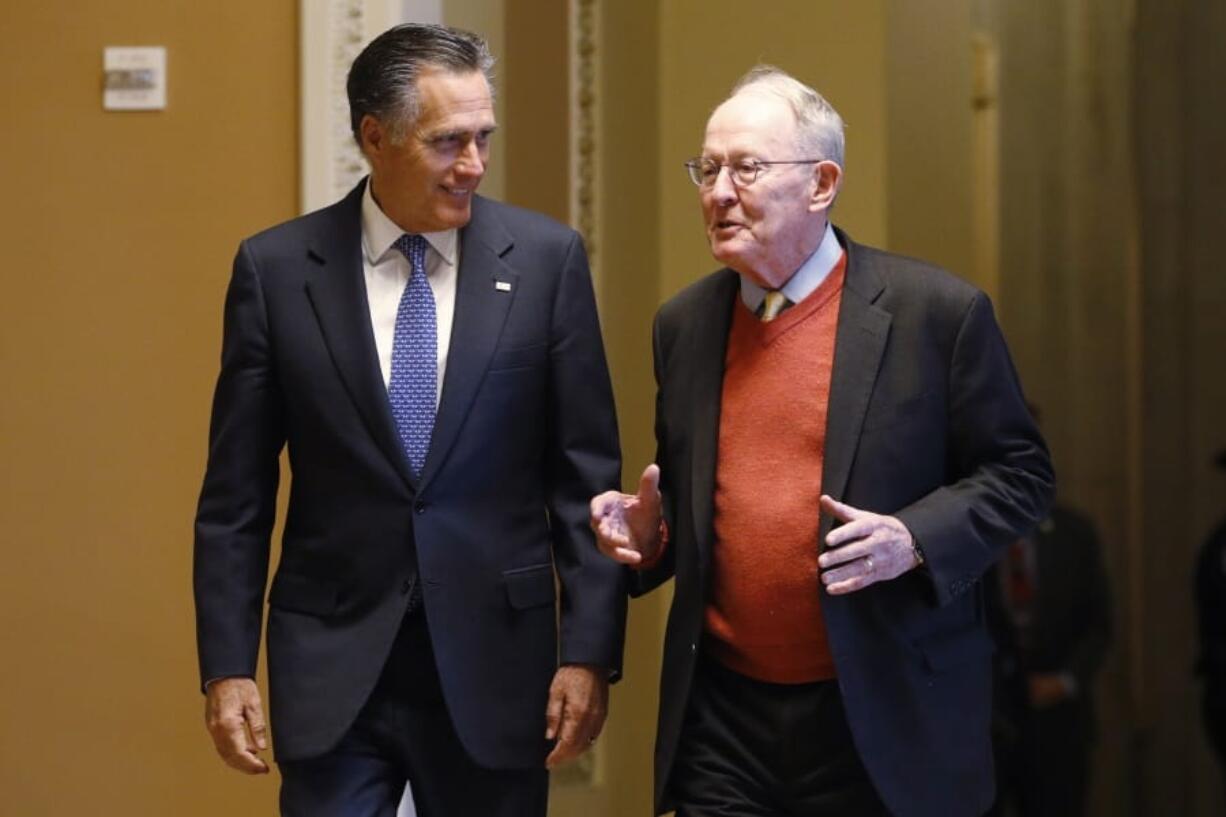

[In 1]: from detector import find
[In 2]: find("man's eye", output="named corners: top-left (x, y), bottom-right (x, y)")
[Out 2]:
top-left (700, 163), bottom-right (720, 181)
top-left (734, 160), bottom-right (758, 176)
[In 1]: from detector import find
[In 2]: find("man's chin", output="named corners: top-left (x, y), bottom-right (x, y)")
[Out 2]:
top-left (431, 200), bottom-right (474, 231)
top-left (709, 242), bottom-right (744, 271)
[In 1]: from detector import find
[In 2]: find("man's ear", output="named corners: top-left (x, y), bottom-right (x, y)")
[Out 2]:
top-left (809, 161), bottom-right (843, 213)
top-left (359, 114), bottom-right (385, 160)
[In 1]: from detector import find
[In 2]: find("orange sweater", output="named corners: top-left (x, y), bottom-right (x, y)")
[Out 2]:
top-left (704, 255), bottom-right (846, 684)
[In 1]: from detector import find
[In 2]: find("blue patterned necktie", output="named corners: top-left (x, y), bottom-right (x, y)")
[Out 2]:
top-left (388, 234), bottom-right (437, 477)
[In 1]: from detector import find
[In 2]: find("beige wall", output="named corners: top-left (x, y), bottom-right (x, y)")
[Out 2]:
top-left (503, 0), bottom-right (569, 222)
top-left (0, 2), bottom-right (297, 814)
top-left (987, 0), bottom-right (1226, 813)
top-left (1130, 0), bottom-right (1226, 813)
top-left (884, 0), bottom-right (978, 288)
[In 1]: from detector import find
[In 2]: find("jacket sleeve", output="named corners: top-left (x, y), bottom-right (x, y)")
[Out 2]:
top-left (630, 310), bottom-right (678, 597)
top-left (544, 232), bottom-right (628, 676)
top-left (193, 240), bottom-right (285, 689)
top-left (895, 291), bottom-right (1055, 607)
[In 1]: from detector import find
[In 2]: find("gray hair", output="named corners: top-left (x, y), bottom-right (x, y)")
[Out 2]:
top-left (347, 23), bottom-right (496, 147)
top-left (729, 65), bottom-right (845, 166)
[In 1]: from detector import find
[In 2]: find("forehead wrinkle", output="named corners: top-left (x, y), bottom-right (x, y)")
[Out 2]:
top-left (419, 121), bottom-right (497, 140)
top-left (416, 100), bottom-right (493, 126)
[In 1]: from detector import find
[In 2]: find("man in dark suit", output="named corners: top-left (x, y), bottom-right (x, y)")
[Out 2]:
top-left (986, 502), bottom-right (1112, 817)
top-left (591, 66), bottom-right (1053, 817)
top-left (194, 23), bottom-right (624, 817)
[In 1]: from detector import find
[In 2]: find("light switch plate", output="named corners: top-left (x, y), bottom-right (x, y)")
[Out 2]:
top-left (103, 46), bottom-right (166, 111)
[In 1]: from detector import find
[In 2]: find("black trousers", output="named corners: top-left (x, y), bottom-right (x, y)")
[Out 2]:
top-left (670, 657), bottom-right (890, 817)
top-left (278, 610), bottom-right (548, 817)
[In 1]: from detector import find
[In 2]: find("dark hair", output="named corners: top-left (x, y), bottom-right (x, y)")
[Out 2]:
top-left (346, 23), bottom-right (495, 147)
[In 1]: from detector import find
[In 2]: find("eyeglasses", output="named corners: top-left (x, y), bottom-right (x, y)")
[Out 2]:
top-left (683, 156), bottom-right (824, 188)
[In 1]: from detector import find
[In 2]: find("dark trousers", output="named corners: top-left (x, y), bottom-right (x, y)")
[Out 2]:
top-left (670, 657), bottom-right (890, 817)
top-left (278, 610), bottom-right (549, 817)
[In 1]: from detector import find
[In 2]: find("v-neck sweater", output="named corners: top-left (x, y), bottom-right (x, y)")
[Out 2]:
top-left (704, 253), bottom-right (846, 684)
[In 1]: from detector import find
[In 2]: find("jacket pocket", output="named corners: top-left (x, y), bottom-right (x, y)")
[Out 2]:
top-left (503, 563), bottom-right (556, 610)
top-left (267, 571), bottom-right (339, 617)
top-left (488, 343), bottom-right (547, 372)
top-left (915, 625), bottom-right (994, 672)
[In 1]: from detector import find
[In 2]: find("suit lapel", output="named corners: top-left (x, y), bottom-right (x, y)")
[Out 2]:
top-left (417, 196), bottom-right (517, 491)
top-left (304, 180), bottom-right (418, 490)
top-left (819, 229), bottom-right (892, 545)
top-left (688, 271), bottom-right (740, 569)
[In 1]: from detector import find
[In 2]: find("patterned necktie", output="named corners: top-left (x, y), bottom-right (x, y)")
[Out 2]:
top-left (388, 234), bottom-right (437, 477)
top-left (759, 290), bottom-right (791, 322)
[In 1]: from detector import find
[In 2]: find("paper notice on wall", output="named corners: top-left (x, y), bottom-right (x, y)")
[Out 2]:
top-left (103, 47), bottom-right (166, 111)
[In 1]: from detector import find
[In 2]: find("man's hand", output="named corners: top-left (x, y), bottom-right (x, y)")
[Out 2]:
top-left (818, 495), bottom-right (922, 595)
top-left (544, 664), bottom-right (609, 769)
top-left (1028, 673), bottom-right (1075, 709)
top-left (589, 464), bottom-right (663, 565)
top-left (204, 677), bottom-right (270, 774)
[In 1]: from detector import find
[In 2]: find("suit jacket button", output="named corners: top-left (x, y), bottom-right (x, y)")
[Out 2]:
top-left (414, 501), bottom-right (427, 514)
top-left (401, 579), bottom-right (413, 594)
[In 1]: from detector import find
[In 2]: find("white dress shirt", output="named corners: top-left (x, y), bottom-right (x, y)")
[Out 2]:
top-left (360, 182), bottom-right (459, 407)
top-left (739, 221), bottom-right (842, 312)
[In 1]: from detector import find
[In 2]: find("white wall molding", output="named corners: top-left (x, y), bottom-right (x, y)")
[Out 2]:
top-left (300, 0), bottom-right (444, 213)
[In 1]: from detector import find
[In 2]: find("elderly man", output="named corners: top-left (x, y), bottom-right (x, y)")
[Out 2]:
top-left (591, 66), bottom-right (1053, 817)
top-left (195, 23), bottom-right (624, 817)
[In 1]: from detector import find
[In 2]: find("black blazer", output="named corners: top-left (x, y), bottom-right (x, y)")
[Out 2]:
top-left (637, 227), bottom-right (1054, 817)
top-left (194, 181), bottom-right (625, 767)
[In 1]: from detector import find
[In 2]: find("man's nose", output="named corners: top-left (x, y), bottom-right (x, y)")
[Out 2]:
top-left (709, 166), bottom-right (738, 206)
top-left (456, 141), bottom-right (485, 176)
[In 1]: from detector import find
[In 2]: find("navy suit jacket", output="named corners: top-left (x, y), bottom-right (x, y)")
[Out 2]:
top-left (637, 227), bottom-right (1054, 817)
top-left (194, 181), bottom-right (625, 767)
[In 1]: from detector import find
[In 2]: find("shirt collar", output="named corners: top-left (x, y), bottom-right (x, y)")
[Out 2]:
top-left (740, 221), bottom-right (841, 311)
top-left (360, 179), bottom-right (458, 268)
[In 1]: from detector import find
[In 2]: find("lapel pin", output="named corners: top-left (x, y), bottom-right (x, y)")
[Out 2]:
top-left (495, 280), bottom-right (512, 292)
